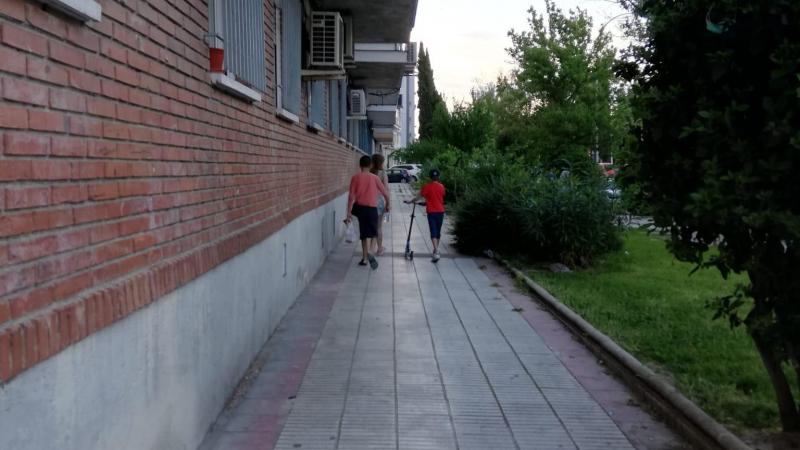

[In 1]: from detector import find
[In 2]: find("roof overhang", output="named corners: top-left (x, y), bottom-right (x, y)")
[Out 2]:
top-left (367, 105), bottom-right (399, 128)
top-left (312, 0), bottom-right (418, 43)
top-left (311, 1), bottom-right (419, 137)
top-left (349, 65), bottom-right (405, 90)
top-left (348, 43), bottom-right (414, 90)
top-left (372, 126), bottom-right (397, 143)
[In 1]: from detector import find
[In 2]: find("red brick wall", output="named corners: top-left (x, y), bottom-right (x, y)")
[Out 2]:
top-left (0, 0), bottom-right (356, 382)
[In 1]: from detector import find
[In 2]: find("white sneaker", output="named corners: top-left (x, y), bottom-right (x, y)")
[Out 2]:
top-left (432, 252), bottom-right (441, 263)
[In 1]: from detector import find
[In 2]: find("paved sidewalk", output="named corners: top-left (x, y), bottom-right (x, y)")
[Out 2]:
top-left (199, 185), bottom-right (669, 450)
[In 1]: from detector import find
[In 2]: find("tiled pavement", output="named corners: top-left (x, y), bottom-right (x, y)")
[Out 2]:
top-left (199, 185), bottom-right (683, 450)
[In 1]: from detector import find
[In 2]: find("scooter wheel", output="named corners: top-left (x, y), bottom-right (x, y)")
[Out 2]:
top-left (409, 251), bottom-right (414, 260)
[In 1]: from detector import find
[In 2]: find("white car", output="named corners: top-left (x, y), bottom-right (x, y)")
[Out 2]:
top-left (390, 164), bottom-right (423, 180)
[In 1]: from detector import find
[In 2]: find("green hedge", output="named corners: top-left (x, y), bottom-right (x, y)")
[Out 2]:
top-left (452, 161), bottom-right (621, 265)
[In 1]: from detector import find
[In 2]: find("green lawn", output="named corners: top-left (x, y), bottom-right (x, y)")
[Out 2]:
top-left (519, 230), bottom-right (796, 431)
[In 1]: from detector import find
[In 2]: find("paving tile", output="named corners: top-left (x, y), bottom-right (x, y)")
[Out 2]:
top-left (398, 414), bottom-right (456, 450)
top-left (207, 432), bottom-right (276, 450)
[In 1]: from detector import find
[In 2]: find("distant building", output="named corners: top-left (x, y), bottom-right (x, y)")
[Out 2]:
top-left (398, 74), bottom-right (417, 149)
top-left (382, 73), bottom-right (417, 167)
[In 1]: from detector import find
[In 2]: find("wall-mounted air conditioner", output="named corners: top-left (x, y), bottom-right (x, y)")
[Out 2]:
top-left (310, 12), bottom-right (344, 69)
top-left (349, 89), bottom-right (366, 116)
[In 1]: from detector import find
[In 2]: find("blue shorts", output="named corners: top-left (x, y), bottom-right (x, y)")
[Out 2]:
top-left (427, 212), bottom-right (444, 239)
top-left (376, 196), bottom-right (386, 216)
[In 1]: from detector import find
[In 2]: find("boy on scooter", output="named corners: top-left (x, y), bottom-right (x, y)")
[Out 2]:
top-left (406, 169), bottom-right (445, 263)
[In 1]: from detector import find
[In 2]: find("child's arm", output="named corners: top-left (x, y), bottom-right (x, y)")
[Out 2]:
top-left (376, 177), bottom-right (391, 212)
top-left (380, 171), bottom-right (390, 194)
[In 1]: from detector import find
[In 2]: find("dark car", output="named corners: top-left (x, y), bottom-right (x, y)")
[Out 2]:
top-left (387, 168), bottom-right (411, 183)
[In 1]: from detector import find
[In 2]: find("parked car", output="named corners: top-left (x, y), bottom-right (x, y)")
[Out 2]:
top-left (389, 164), bottom-right (422, 180)
top-left (387, 168), bottom-right (412, 183)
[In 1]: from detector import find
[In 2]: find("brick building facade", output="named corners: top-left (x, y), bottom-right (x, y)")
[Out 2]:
top-left (0, 0), bottom-right (417, 447)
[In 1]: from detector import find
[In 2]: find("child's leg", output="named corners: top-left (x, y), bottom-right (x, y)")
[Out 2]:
top-left (430, 213), bottom-right (444, 254)
top-left (374, 214), bottom-right (383, 253)
top-left (427, 214), bottom-right (439, 255)
top-left (365, 207), bottom-right (379, 269)
top-left (354, 206), bottom-right (369, 263)
top-left (361, 238), bottom-right (369, 261)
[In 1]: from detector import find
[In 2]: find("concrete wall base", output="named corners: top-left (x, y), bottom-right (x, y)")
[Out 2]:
top-left (0, 194), bottom-right (347, 450)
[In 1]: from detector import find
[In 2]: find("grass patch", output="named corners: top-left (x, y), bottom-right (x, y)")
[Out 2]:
top-left (519, 229), bottom-right (797, 431)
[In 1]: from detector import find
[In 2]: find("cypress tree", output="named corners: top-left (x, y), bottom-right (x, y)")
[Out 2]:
top-left (417, 43), bottom-right (445, 140)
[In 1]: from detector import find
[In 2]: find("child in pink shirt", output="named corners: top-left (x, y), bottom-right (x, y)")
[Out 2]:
top-left (346, 155), bottom-right (390, 269)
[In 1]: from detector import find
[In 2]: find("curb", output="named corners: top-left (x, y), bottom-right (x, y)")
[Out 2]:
top-left (488, 251), bottom-right (752, 450)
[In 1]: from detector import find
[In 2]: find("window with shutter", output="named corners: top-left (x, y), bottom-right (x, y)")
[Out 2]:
top-left (358, 120), bottom-right (372, 154)
top-left (308, 80), bottom-right (326, 129)
top-left (349, 120), bottom-right (359, 148)
top-left (339, 80), bottom-right (347, 138)
top-left (276, 0), bottom-right (302, 119)
top-left (329, 80), bottom-right (338, 133)
top-left (208, 0), bottom-right (266, 100)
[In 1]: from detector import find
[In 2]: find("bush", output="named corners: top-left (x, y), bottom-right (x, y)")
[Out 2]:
top-left (418, 144), bottom-right (522, 204)
top-left (399, 137), bottom-right (621, 266)
top-left (453, 162), bottom-right (621, 265)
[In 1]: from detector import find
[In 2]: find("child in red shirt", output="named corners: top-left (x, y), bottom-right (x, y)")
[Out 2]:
top-left (407, 169), bottom-right (445, 262)
top-left (346, 155), bottom-right (391, 269)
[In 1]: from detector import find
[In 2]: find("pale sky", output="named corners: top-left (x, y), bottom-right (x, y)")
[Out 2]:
top-left (410, 0), bottom-right (629, 106)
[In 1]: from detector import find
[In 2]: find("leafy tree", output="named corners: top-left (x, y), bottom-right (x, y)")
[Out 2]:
top-left (392, 139), bottom-right (449, 166)
top-left (397, 92), bottom-right (496, 165)
top-left (417, 43), bottom-right (446, 140)
top-left (473, 77), bottom-right (534, 157)
top-left (507, 0), bottom-right (619, 169)
top-left (622, 0), bottom-right (800, 431)
top-left (431, 101), bottom-right (495, 154)
top-left (505, 0), bottom-right (621, 173)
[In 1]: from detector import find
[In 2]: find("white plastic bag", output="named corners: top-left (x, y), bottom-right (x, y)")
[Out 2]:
top-left (345, 221), bottom-right (357, 243)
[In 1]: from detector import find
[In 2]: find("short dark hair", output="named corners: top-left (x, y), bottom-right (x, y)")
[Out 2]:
top-left (359, 155), bottom-right (371, 168)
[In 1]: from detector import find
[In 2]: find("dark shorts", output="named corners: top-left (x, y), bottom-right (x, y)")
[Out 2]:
top-left (352, 204), bottom-right (379, 240)
top-left (427, 212), bottom-right (444, 239)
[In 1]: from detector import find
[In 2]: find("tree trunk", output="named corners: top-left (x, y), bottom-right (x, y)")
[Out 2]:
top-left (751, 330), bottom-right (800, 432)
top-left (788, 343), bottom-right (800, 403)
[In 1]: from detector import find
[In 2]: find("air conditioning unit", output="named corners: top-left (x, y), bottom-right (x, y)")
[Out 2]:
top-left (310, 12), bottom-right (344, 69)
top-left (405, 42), bottom-right (417, 74)
top-left (349, 89), bottom-right (366, 116)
